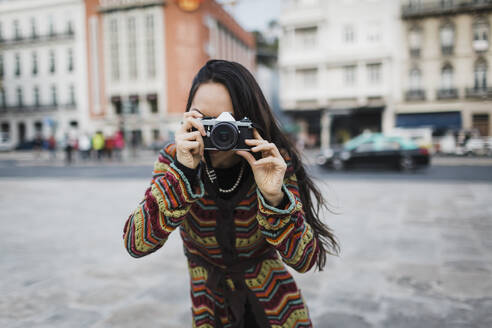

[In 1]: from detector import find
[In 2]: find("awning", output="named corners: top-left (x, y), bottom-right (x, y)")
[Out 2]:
top-left (396, 111), bottom-right (462, 129)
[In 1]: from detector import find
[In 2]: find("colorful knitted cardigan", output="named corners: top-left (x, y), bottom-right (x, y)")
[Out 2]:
top-left (123, 143), bottom-right (319, 327)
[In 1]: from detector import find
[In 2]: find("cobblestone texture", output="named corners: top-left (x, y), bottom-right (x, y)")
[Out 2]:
top-left (0, 176), bottom-right (491, 327)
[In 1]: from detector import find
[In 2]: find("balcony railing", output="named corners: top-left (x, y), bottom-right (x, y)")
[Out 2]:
top-left (465, 87), bottom-right (492, 98)
top-left (402, 0), bottom-right (492, 19)
top-left (437, 88), bottom-right (459, 99)
top-left (0, 103), bottom-right (76, 114)
top-left (0, 31), bottom-right (75, 47)
top-left (410, 48), bottom-right (421, 58)
top-left (441, 46), bottom-right (454, 55)
top-left (473, 39), bottom-right (489, 52)
top-left (405, 89), bottom-right (426, 101)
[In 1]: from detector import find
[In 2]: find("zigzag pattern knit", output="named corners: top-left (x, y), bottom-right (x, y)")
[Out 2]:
top-left (123, 143), bottom-right (319, 327)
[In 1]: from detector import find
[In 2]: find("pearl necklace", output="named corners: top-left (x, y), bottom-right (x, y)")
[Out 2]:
top-left (205, 162), bottom-right (245, 194)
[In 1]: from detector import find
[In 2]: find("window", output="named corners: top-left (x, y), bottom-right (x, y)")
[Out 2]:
top-left (69, 85), bottom-right (75, 105)
top-left (0, 22), bottom-right (3, 41)
top-left (0, 123), bottom-right (9, 138)
top-left (145, 14), bottom-right (156, 78)
top-left (129, 95), bottom-right (139, 114)
top-left (33, 86), bottom-right (40, 107)
top-left (343, 25), bottom-right (355, 43)
top-left (440, 0), bottom-right (453, 8)
top-left (344, 65), bottom-right (356, 85)
top-left (409, 0), bottom-right (422, 8)
top-left (111, 96), bottom-right (122, 115)
top-left (0, 88), bottom-right (6, 108)
top-left (472, 114), bottom-right (489, 136)
top-left (51, 85), bottom-right (57, 106)
top-left (147, 94), bottom-right (158, 113)
top-left (473, 18), bottom-right (489, 52)
top-left (34, 121), bottom-right (43, 134)
top-left (474, 59), bottom-right (487, 90)
top-left (367, 63), bottom-right (382, 84)
top-left (297, 68), bottom-right (318, 88)
top-left (16, 87), bottom-right (23, 107)
top-left (440, 23), bottom-right (454, 55)
top-left (0, 55), bottom-right (3, 78)
top-left (49, 16), bottom-right (55, 36)
top-left (30, 17), bottom-right (37, 39)
top-left (152, 129), bottom-right (160, 141)
top-left (67, 48), bottom-right (73, 72)
top-left (15, 53), bottom-right (21, 77)
top-left (367, 23), bottom-right (381, 43)
top-left (441, 64), bottom-right (453, 89)
top-left (109, 19), bottom-right (120, 81)
top-left (49, 50), bottom-right (55, 73)
top-left (13, 19), bottom-right (21, 40)
top-left (295, 26), bottom-right (317, 48)
top-left (67, 20), bottom-right (74, 35)
top-left (409, 27), bottom-right (422, 56)
top-left (473, 19), bottom-right (489, 41)
top-left (409, 68), bottom-right (422, 90)
top-left (128, 17), bottom-right (137, 79)
top-left (32, 52), bottom-right (38, 75)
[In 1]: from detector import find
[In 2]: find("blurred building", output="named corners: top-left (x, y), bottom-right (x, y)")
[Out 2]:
top-left (85, 0), bottom-right (255, 147)
top-left (398, 0), bottom-right (492, 137)
top-left (0, 0), bottom-right (90, 149)
top-left (279, 0), bottom-right (400, 148)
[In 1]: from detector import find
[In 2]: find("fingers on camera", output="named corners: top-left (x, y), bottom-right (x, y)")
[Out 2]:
top-left (181, 118), bottom-right (205, 136)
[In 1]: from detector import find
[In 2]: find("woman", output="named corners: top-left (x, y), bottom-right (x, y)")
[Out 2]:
top-left (123, 60), bottom-right (339, 327)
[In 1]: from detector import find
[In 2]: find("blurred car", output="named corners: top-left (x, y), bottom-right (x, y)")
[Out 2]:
top-left (0, 132), bottom-right (13, 152)
top-left (486, 137), bottom-right (492, 156)
top-left (15, 140), bottom-right (35, 150)
top-left (316, 133), bottom-right (430, 171)
top-left (464, 138), bottom-right (487, 156)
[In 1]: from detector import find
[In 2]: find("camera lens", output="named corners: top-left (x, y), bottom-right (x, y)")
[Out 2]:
top-left (210, 122), bottom-right (238, 151)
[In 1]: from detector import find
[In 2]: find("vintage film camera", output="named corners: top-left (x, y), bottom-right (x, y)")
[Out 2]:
top-left (199, 112), bottom-right (254, 151)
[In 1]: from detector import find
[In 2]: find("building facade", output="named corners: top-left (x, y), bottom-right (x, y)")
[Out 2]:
top-left (85, 0), bottom-right (255, 147)
top-left (398, 0), bottom-right (492, 137)
top-left (0, 0), bottom-right (89, 149)
top-left (279, 0), bottom-right (400, 148)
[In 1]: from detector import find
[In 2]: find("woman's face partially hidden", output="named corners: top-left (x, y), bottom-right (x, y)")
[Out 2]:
top-left (190, 82), bottom-right (242, 169)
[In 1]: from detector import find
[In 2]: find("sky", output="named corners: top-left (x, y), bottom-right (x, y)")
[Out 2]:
top-left (218, 0), bottom-right (282, 32)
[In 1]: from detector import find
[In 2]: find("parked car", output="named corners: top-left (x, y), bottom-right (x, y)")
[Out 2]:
top-left (316, 133), bottom-right (430, 171)
top-left (464, 138), bottom-right (488, 156)
top-left (15, 140), bottom-right (35, 150)
top-left (0, 132), bottom-right (13, 152)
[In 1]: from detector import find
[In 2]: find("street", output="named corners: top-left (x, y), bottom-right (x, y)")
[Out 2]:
top-left (1, 152), bottom-right (492, 327)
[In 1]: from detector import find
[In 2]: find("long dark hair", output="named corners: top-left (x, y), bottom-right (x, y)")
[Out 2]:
top-left (185, 60), bottom-right (340, 270)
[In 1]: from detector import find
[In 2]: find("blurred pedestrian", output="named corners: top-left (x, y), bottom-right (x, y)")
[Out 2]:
top-left (130, 132), bottom-right (138, 158)
top-left (47, 135), bottom-right (57, 160)
top-left (105, 134), bottom-right (114, 161)
top-left (78, 133), bottom-right (91, 161)
top-left (92, 131), bottom-right (105, 161)
top-left (33, 133), bottom-right (43, 159)
top-left (114, 130), bottom-right (125, 161)
top-left (64, 132), bottom-right (77, 165)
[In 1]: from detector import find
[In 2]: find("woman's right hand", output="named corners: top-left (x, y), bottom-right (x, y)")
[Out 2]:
top-left (175, 110), bottom-right (206, 169)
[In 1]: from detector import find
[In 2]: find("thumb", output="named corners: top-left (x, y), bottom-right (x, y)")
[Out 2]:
top-left (236, 150), bottom-right (256, 167)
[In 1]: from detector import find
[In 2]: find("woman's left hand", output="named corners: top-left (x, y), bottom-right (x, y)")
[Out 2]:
top-left (236, 129), bottom-right (287, 207)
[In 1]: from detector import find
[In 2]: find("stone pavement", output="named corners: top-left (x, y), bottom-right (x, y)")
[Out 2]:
top-left (0, 176), bottom-right (491, 327)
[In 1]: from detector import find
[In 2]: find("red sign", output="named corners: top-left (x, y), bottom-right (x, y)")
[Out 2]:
top-left (176, 0), bottom-right (203, 12)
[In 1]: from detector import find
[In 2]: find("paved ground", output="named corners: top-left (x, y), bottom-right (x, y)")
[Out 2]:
top-left (1, 152), bottom-right (492, 327)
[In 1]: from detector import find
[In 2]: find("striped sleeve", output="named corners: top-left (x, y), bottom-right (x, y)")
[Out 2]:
top-left (255, 161), bottom-right (319, 273)
top-left (123, 143), bottom-right (205, 258)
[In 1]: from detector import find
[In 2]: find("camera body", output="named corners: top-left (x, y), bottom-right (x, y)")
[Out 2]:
top-left (199, 113), bottom-right (254, 151)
